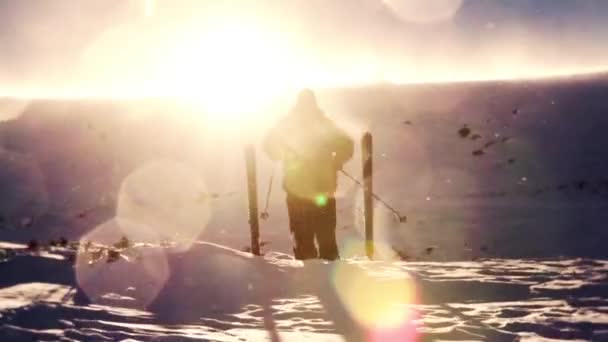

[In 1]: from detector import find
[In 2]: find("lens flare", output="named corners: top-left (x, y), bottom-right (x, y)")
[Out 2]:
top-left (76, 218), bottom-right (169, 308)
top-left (144, 0), bottom-right (154, 17)
top-left (116, 160), bottom-right (211, 251)
top-left (330, 254), bottom-right (418, 339)
top-left (315, 194), bottom-right (328, 207)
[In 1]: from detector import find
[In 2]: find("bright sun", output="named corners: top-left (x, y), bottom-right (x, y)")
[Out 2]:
top-left (5, 2), bottom-right (608, 123)
top-left (157, 20), bottom-right (302, 120)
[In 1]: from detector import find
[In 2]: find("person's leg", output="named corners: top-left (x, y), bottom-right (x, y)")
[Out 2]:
top-left (314, 197), bottom-right (339, 261)
top-left (286, 194), bottom-right (318, 260)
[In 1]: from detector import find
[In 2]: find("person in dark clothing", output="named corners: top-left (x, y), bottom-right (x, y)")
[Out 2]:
top-left (263, 89), bottom-right (354, 260)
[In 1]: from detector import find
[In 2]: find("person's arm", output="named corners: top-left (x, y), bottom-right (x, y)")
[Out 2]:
top-left (327, 123), bottom-right (354, 169)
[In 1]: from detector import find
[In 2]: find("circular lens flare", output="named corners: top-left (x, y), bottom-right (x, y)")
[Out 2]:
top-left (116, 160), bottom-right (211, 251)
top-left (330, 255), bottom-right (418, 334)
top-left (76, 218), bottom-right (169, 308)
top-left (315, 194), bottom-right (329, 207)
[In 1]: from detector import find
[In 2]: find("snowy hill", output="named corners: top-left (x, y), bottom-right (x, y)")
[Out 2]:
top-left (1, 73), bottom-right (608, 340)
top-left (2, 73), bottom-right (608, 259)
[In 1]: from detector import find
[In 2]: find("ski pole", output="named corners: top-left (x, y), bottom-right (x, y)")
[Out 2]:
top-left (339, 169), bottom-right (407, 223)
top-left (260, 164), bottom-right (276, 220)
top-left (275, 133), bottom-right (407, 223)
top-left (362, 132), bottom-right (374, 259)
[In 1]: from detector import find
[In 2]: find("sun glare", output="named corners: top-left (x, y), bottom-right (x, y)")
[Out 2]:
top-left (2, 5), bottom-right (608, 127)
top-left (144, 0), bottom-right (155, 17)
top-left (157, 20), bottom-right (301, 121)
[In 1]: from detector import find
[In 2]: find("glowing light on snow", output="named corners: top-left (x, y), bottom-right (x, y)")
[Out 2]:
top-left (116, 160), bottom-right (211, 251)
top-left (330, 254), bottom-right (418, 340)
top-left (366, 322), bottom-right (420, 342)
top-left (76, 218), bottom-right (169, 308)
top-left (0, 283), bottom-right (75, 310)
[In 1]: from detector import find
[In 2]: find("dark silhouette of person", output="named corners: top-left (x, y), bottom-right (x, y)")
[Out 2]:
top-left (263, 89), bottom-right (353, 260)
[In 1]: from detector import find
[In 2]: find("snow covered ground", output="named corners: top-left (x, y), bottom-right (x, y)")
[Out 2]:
top-left (1, 241), bottom-right (607, 341)
top-left (1, 73), bottom-right (608, 340)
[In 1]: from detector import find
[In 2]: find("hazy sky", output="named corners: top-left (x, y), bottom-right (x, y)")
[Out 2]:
top-left (1, 0), bottom-right (607, 95)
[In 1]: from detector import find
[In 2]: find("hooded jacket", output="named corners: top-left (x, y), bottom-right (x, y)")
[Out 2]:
top-left (263, 92), bottom-right (354, 200)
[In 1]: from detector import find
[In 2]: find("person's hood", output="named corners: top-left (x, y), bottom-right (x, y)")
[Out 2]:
top-left (290, 89), bottom-right (324, 119)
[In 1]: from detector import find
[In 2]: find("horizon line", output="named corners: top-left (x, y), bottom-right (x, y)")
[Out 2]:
top-left (1, 67), bottom-right (607, 101)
